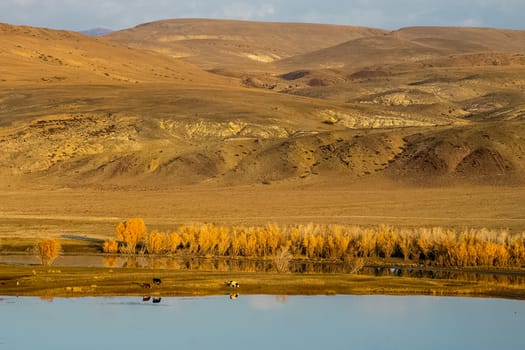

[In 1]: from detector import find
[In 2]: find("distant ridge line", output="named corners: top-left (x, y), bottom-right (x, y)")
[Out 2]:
top-left (79, 28), bottom-right (113, 37)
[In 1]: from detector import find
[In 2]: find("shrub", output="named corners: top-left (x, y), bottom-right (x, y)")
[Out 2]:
top-left (344, 256), bottom-right (367, 274)
top-left (36, 238), bottom-right (61, 266)
top-left (144, 231), bottom-right (166, 255)
top-left (274, 247), bottom-right (293, 272)
top-left (167, 232), bottom-right (182, 253)
top-left (115, 218), bottom-right (147, 254)
top-left (102, 239), bottom-right (119, 254)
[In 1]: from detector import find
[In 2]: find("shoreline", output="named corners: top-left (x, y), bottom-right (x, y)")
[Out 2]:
top-left (1, 264), bottom-right (524, 300)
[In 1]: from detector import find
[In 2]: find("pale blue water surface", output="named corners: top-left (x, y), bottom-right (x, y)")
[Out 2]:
top-left (1, 295), bottom-right (524, 350)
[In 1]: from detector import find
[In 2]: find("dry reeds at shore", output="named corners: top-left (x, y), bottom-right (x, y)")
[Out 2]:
top-left (103, 221), bottom-right (525, 268)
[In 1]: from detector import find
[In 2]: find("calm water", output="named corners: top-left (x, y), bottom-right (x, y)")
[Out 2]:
top-left (2, 254), bottom-right (524, 286)
top-left (1, 295), bottom-right (524, 350)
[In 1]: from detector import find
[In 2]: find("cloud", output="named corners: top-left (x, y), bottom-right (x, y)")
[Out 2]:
top-left (220, 2), bottom-right (275, 20)
top-left (461, 18), bottom-right (482, 27)
top-left (0, 0), bottom-right (524, 31)
top-left (246, 295), bottom-right (287, 311)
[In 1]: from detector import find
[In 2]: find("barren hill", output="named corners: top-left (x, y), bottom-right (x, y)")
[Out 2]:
top-left (0, 23), bottom-right (227, 85)
top-left (107, 18), bottom-right (385, 71)
top-left (1, 20), bottom-right (524, 191)
top-left (80, 28), bottom-right (113, 37)
top-left (276, 26), bottom-right (525, 71)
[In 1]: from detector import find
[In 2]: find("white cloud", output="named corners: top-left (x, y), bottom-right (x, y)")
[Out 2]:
top-left (0, 0), bottom-right (524, 31)
top-left (461, 18), bottom-right (482, 27)
top-left (220, 2), bottom-right (275, 20)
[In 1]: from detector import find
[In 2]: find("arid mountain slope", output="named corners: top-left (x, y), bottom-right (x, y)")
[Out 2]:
top-left (395, 26), bottom-right (525, 52)
top-left (107, 18), bottom-right (385, 71)
top-left (276, 26), bottom-right (525, 71)
top-left (0, 23), bottom-right (227, 85)
top-left (1, 21), bottom-right (524, 189)
top-left (80, 28), bottom-right (113, 37)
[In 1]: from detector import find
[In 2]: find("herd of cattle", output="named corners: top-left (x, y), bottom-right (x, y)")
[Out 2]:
top-left (139, 278), bottom-right (241, 303)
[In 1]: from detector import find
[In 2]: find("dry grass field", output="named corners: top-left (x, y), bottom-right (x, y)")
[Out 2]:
top-left (0, 185), bottom-right (525, 241)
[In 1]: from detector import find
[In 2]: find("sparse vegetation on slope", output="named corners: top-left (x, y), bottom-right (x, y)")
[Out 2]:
top-left (1, 21), bottom-right (525, 188)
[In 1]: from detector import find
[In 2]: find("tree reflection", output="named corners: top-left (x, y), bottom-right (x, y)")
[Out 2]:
top-left (103, 256), bottom-right (118, 267)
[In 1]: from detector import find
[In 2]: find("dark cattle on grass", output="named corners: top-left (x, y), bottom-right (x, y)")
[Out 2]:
top-left (225, 280), bottom-right (240, 288)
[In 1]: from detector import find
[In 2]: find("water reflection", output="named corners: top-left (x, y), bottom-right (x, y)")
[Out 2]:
top-left (100, 255), bottom-right (525, 287)
top-left (2, 295), bottom-right (523, 350)
top-left (140, 294), bottom-right (239, 302)
top-left (1, 254), bottom-right (524, 287)
top-left (365, 266), bottom-right (525, 286)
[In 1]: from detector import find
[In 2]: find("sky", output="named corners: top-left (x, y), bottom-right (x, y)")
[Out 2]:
top-left (1, 0), bottom-right (524, 31)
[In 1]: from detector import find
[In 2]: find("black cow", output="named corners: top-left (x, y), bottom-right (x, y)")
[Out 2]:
top-left (152, 297), bottom-right (162, 304)
top-left (153, 278), bottom-right (162, 285)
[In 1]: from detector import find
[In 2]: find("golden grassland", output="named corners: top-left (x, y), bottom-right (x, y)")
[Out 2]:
top-left (1, 264), bottom-right (524, 300)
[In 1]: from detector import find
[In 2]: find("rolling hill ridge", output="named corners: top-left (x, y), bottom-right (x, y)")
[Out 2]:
top-left (1, 19), bottom-right (524, 189)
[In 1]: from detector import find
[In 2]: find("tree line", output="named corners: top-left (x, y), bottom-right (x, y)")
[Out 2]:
top-left (103, 219), bottom-right (525, 268)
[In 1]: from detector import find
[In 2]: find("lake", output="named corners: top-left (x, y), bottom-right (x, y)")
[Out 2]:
top-left (1, 295), bottom-right (524, 350)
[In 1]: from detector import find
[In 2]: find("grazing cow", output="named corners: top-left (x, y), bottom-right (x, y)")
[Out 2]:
top-left (153, 278), bottom-right (162, 285)
top-left (152, 297), bottom-right (162, 304)
top-left (142, 283), bottom-right (152, 289)
top-left (143, 296), bottom-right (151, 302)
top-left (229, 293), bottom-right (239, 300)
top-left (225, 280), bottom-right (240, 288)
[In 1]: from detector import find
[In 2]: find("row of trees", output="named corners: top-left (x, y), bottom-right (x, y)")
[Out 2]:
top-left (104, 219), bottom-right (525, 268)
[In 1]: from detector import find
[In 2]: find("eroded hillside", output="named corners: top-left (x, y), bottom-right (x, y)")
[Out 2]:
top-left (1, 20), bottom-right (524, 189)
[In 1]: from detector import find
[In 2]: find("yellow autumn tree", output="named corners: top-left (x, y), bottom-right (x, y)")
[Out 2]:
top-left (102, 239), bottom-right (119, 254)
top-left (333, 226), bottom-right (351, 259)
top-left (167, 232), bottom-right (182, 253)
top-left (36, 238), bottom-right (61, 266)
top-left (198, 224), bottom-right (216, 256)
top-left (231, 229), bottom-right (247, 257)
top-left (376, 225), bottom-right (397, 258)
top-left (398, 229), bottom-right (416, 261)
top-left (144, 231), bottom-right (166, 255)
top-left (216, 226), bottom-right (231, 256)
top-left (115, 218), bottom-right (147, 254)
top-left (508, 235), bottom-right (525, 267)
top-left (245, 230), bottom-right (258, 256)
top-left (357, 229), bottom-right (376, 258)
